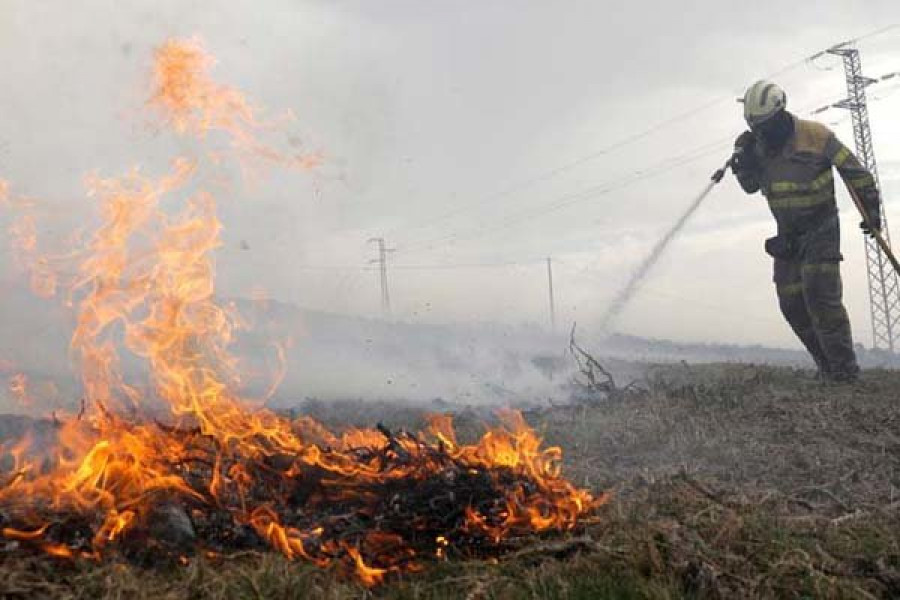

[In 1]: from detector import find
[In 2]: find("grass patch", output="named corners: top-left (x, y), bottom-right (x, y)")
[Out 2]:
top-left (4, 363), bottom-right (900, 598)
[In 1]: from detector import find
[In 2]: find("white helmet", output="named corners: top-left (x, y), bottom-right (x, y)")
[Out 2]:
top-left (741, 80), bottom-right (787, 127)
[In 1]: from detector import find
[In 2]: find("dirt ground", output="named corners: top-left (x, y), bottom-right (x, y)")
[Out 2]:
top-left (2, 362), bottom-right (900, 599)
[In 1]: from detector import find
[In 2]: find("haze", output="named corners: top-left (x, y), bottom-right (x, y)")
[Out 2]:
top-left (1, 1), bottom-right (899, 396)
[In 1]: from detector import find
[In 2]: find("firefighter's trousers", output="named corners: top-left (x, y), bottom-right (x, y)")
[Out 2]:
top-left (773, 259), bottom-right (859, 376)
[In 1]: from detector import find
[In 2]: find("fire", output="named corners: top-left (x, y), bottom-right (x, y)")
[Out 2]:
top-left (0, 38), bottom-right (602, 586)
top-left (150, 37), bottom-right (321, 169)
top-left (5, 371), bottom-right (62, 415)
top-left (8, 373), bottom-right (31, 408)
top-left (151, 36), bottom-right (265, 141)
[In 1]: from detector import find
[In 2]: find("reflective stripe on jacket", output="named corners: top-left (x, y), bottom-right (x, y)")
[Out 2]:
top-left (739, 116), bottom-right (881, 261)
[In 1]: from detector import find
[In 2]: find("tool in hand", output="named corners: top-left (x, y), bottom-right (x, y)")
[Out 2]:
top-left (839, 172), bottom-right (900, 275)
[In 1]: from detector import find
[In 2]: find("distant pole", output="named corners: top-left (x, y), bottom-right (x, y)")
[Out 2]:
top-left (546, 257), bottom-right (556, 330)
top-left (368, 237), bottom-right (394, 317)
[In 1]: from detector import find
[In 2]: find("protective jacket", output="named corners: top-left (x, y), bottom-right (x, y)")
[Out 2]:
top-left (734, 116), bottom-right (880, 379)
top-left (736, 115), bottom-right (880, 262)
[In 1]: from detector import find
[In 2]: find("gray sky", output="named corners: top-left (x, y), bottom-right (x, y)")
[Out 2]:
top-left (1, 0), bottom-right (900, 349)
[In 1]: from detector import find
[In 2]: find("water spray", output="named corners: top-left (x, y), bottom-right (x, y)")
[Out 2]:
top-left (598, 154), bottom-right (738, 331)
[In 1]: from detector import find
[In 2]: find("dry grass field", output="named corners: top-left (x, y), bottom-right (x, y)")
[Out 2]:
top-left (2, 363), bottom-right (900, 599)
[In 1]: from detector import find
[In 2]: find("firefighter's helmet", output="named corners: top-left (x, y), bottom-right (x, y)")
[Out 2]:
top-left (741, 80), bottom-right (787, 128)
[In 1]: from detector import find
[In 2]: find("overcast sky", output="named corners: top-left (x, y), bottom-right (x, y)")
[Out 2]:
top-left (1, 0), bottom-right (900, 349)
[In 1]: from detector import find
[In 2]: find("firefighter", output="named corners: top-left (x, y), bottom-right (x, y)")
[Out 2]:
top-left (732, 80), bottom-right (882, 382)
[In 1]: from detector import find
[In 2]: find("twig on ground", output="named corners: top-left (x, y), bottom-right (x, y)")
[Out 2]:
top-left (569, 323), bottom-right (616, 393)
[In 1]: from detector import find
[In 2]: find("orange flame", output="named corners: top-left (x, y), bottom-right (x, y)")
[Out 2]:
top-left (8, 373), bottom-right (31, 408)
top-left (0, 38), bottom-right (601, 586)
top-left (151, 37), bottom-right (255, 138)
top-left (150, 37), bottom-right (321, 169)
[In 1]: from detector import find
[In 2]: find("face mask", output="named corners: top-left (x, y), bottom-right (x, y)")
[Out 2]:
top-left (752, 110), bottom-right (794, 151)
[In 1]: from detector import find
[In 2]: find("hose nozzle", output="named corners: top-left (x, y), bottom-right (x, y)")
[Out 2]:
top-left (711, 148), bottom-right (742, 184)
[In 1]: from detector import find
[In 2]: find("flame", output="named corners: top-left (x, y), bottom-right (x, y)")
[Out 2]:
top-left (5, 372), bottom-right (61, 416)
top-left (4, 194), bottom-right (67, 299)
top-left (93, 509), bottom-right (135, 549)
top-left (151, 37), bottom-right (254, 138)
top-left (150, 37), bottom-right (321, 169)
top-left (7, 214), bottom-right (58, 298)
top-left (0, 38), bottom-right (601, 586)
top-left (347, 546), bottom-right (390, 587)
top-left (2, 524), bottom-right (51, 541)
top-left (8, 373), bottom-right (31, 408)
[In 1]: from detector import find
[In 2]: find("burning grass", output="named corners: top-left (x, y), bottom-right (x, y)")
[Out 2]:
top-left (3, 365), bottom-right (900, 599)
top-left (2, 33), bottom-right (899, 600)
top-left (0, 409), bottom-right (602, 586)
top-left (0, 38), bottom-right (599, 587)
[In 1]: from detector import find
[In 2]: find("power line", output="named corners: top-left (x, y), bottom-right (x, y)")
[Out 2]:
top-left (385, 25), bottom-right (900, 258)
top-left (289, 258), bottom-right (784, 327)
top-left (806, 24), bottom-right (900, 63)
top-left (383, 87), bottom-right (779, 247)
top-left (281, 259), bottom-right (546, 272)
top-left (288, 89), bottom-right (896, 276)
top-left (395, 135), bottom-right (733, 254)
top-left (395, 78), bottom-right (899, 258)
top-left (809, 67), bottom-right (900, 114)
top-left (390, 261), bottom-right (537, 270)
top-left (290, 265), bottom-right (371, 271)
top-left (284, 30), bottom-right (900, 281)
top-left (384, 26), bottom-right (897, 250)
top-left (381, 96), bottom-right (735, 245)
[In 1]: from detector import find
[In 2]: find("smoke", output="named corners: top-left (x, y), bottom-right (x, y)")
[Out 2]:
top-left (599, 180), bottom-right (718, 330)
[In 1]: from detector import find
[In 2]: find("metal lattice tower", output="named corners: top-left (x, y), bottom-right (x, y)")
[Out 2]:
top-left (368, 237), bottom-right (394, 317)
top-left (827, 43), bottom-right (900, 351)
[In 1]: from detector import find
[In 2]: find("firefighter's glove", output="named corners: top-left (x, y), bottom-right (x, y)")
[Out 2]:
top-left (859, 221), bottom-right (881, 237)
top-left (860, 214), bottom-right (882, 237)
top-left (732, 131), bottom-right (757, 171)
top-left (731, 131), bottom-right (761, 194)
top-left (859, 189), bottom-right (882, 237)
top-left (734, 131), bottom-right (756, 148)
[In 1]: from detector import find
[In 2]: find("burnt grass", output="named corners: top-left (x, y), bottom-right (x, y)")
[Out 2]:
top-left (2, 363), bottom-right (900, 599)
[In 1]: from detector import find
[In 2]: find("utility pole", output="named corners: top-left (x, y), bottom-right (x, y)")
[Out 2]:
top-left (546, 257), bottom-right (556, 331)
top-left (368, 237), bottom-right (394, 317)
top-left (823, 42), bottom-right (900, 351)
